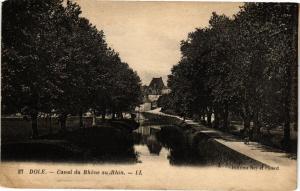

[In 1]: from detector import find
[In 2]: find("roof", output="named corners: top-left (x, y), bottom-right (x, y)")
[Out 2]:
top-left (148, 77), bottom-right (165, 90)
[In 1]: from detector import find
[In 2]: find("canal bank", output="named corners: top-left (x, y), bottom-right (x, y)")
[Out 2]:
top-left (1, 112), bottom-right (297, 190)
top-left (1, 119), bottom-right (140, 163)
top-left (143, 108), bottom-right (296, 168)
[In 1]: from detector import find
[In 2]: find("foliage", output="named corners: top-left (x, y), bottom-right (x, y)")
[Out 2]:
top-left (2, 0), bottom-right (142, 137)
top-left (166, 3), bottom-right (298, 146)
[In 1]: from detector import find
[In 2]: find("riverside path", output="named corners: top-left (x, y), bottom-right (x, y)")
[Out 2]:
top-left (146, 108), bottom-right (296, 168)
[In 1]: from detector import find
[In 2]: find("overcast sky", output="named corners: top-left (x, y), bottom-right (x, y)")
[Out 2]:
top-left (75, 1), bottom-right (242, 85)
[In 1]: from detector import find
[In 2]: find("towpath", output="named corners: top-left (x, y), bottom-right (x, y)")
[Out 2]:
top-left (146, 108), bottom-right (296, 168)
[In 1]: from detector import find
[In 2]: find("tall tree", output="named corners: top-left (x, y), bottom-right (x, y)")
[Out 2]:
top-left (2, 0), bottom-right (66, 137)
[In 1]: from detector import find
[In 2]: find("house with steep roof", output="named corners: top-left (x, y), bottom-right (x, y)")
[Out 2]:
top-left (138, 77), bottom-right (171, 111)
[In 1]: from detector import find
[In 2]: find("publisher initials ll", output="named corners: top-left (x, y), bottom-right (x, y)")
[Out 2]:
top-left (18, 169), bottom-right (24, 174)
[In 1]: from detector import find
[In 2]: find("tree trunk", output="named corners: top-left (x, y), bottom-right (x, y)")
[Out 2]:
top-left (118, 112), bottom-right (123, 119)
top-left (92, 109), bottom-right (96, 126)
top-left (281, 58), bottom-right (292, 149)
top-left (242, 101), bottom-right (251, 138)
top-left (31, 112), bottom-right (39, 139)
top-left (101, 108), bottom-right (106, 121)
top-left (253, 111), bottom-right (260, 140)
top-left (223, 103), bottom-right (229, 131)
top-left (197, 113), bottom-right (201, 122)
top-left (207, 107), bottom-right (212, 128)
top-left (201, 108), bottom-right (205, 121)
top-left (182, 112), bottom-right (186, 121)
top-left (111, 107), bottom-right (115, 120)
top-left (45, 115), bottom-right (48, 130)
top-left (49, 115), bottom-right (53, 134)
top-left (101, 113), bottom-right (105, 121)
top-left (243, 115), bottom-right (251, 138)
top-left (283, 86), bottom-right (291, 149)
top-left (79, 110), bottom-right (83, 128)
top-left (282, 4), bottom-right (298, 150)
top-left (198, 108), bottom-right (205, 123)
top-left (59, 114), bottom-right (67, 132)
top-left (213, 106), bottom-right (220, 129)
top-left (214, 113), bottom-right (220, 128)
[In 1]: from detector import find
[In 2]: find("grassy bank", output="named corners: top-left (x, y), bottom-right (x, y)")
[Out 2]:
top-left (1, 116), bottom-right (93, 143)
top-left (1, 118), bottom-right (139, 163)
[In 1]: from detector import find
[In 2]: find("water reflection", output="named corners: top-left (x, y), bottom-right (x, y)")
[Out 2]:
top-left (134, 113), bottom-right (265, 167)
top-left (146, 135), bottom-right (162, 155)
top-left (134, 124), bottom-right (163, 155)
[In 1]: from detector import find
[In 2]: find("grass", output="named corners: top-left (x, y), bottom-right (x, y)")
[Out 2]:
top-left (1, 116), bottom-right (96, 143)
top-left (1, 117), bottom-right (139, 163)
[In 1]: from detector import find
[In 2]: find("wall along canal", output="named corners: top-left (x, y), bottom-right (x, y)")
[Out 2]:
top-left (133, 113), bottom-right (266, 167)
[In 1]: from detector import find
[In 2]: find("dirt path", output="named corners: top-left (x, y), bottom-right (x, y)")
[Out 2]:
top-left (146, 108), bottom-right (296, 168)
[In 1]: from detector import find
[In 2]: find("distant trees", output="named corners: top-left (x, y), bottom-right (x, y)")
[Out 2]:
top-left (166, 3), bottom-right (298, 149)
top-left (2, 0), bottom-right (142, 138)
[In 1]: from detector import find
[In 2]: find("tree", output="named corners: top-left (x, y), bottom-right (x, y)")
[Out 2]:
top-left (2, 0), bottom-right (67, 138)
top-left (167, 3), bottom-right (298, 150)
top-left (2, 0), bottom-right (142, 137)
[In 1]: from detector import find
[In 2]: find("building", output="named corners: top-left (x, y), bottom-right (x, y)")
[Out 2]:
top-left (139, 77), bottom-right (171, 111)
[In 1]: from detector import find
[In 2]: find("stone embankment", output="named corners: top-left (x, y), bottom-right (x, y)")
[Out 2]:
top-left (144, 108), bottom-right (296, 168)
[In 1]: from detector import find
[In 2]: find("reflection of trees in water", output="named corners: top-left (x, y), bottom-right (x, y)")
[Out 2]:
top-left (136, 116), bottom-right (267, 167)
top-left (135, 125), bottom-right (161, 136)
top-left (135, 125), bottom-right (151, 136)
top-left (134, 125), bottom-right (163, 155)
top-left (156, 125), bottom-right (196, 164)
top-left (136, 125), bottom-right (210, 164)
top-left (157, 126), bottom-right (266, 167)
top-left (146, 135), bottom-right (162, 155)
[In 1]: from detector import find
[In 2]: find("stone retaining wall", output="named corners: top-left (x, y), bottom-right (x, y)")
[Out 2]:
top-left (143, 111), bottom-right (268, 167)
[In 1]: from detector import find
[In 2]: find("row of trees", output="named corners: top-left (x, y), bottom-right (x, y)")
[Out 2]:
top-left (165, 3), bottom-right (298, 148)
top-left (2, 0), bottom-right (142, 137)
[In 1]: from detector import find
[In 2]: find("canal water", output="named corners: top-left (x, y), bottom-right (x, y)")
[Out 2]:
top-left (1, 113), bottom-right (295, 190)
top-left (1, 113), bottom-right (294, 191)
top-left (117, 113), bottom-right (295, 191)
top-left (134, 113), bottom-right (169, 163)
top-left (133, 113), bottom-right (265, 167)
top-left (134, 126), bottom-right (170, 165)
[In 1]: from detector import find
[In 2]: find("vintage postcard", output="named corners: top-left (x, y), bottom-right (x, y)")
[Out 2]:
top-left (0, 0), bottom-right (298, 190)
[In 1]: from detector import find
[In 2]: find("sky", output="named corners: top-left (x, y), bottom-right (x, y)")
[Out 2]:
top-left (74, 0), bottom-right (242, 85)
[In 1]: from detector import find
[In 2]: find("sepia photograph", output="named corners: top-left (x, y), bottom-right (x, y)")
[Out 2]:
top-left (0, 0), bottom-right (298, 190)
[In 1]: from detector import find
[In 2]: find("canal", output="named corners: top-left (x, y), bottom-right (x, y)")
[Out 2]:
top-left (133, 113), bottom-right (265, 167)
top-left (1, 113), bottom-right (295, 190)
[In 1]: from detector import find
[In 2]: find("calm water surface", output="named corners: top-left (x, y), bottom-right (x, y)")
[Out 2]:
top-left (134, 113), bottom-right (174, 165)
top-left (133, 113), bottom-right (266, 167)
